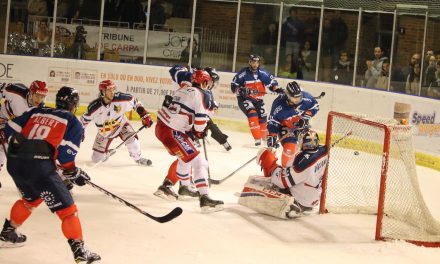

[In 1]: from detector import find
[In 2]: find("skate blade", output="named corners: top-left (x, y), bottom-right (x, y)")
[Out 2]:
top-left (201, 204), bottom-right (224, 213)
top-left (286, 211), bottom-right (303, 219)
top-left (76, 258), bottom-right (101, 264)
top-left (178, 195), bottom-right (199, 201)
top-left (0, 240), bottom-right (26, 248)
top-left (153, 190), bottom-right (178, 201)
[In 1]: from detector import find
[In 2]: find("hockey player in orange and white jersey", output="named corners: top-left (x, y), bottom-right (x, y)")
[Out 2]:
top-left (155, 69), bottom-right (224, 212)
top-left (81, 80), bottom-right (153, 166)
top-left (238, 130), bottom-right (328, 219)
top-left (0, 81), bottom-right (48, 188)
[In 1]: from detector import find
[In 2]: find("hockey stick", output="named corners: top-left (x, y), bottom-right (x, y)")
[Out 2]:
top-left (209, 131), bottom-right (294, 185)
top-left (85, 180), bottom-right (182, 223)
top-left (330, 130), bottom-right (353, 148)
top-left (202, 138), bottom-right (211, 184)
top-left (314, 92), bottom-right (325, 99)
top-left (91, 125), bottom-right (147, 168)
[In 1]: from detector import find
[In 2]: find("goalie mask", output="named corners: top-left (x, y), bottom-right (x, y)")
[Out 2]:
top-left (285, 81), bottom-right (303, 105)
top-left (302, 130), bottom-right (319, 151)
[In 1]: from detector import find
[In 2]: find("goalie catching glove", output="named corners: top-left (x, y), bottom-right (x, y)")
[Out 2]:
top-left (63, 167), bottom-right (90, 186)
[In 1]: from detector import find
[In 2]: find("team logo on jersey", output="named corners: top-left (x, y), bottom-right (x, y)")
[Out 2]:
top-left (113, 105), bottom-right (122, 113)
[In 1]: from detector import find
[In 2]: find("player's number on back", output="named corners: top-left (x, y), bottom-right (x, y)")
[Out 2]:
top-left (28, 124), bottom-right (51, 139)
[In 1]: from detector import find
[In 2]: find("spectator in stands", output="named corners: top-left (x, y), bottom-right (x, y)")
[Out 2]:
top-left (75, 0), bottom-right (100, 20)
top-left (365, 46), bottom-right (388, 88)
top-left (103, 0), bottom-right (120, 22)
top-left (331, 50), bottom-right (352, 85)
top-left (278, 53), bottom-right (303, 79)
top-left (28, 0), bottom-right (48, 16)
top-left (374, 60), bottom-right (391, 90)
top-left (119, 0), bottom-right (145, 28)
top-left (405, 62), bottom-right (421, 95)
top-left (299, 40), bottom-right (316, 80)
top-left (258, 22), bottom-right (278, 64)
top-left (180, 38), bottom-right (201, 68)
top-left (302, 16), bottom-right (320, 50)
top-left (426, 61), bottom-right (440, 99)
top-left (424, 55), bottom-right (437, 87)
top-left (35, 21), bottom-right (50, 46)
top-left (330, 10), bottom-right (348, 66)
top-left (147, 0), bottom-right (167, 30)
top-left (281, 7), bottom-right (304, 59)
top-left (400, 53), bottom-right (421, 81)
top-left (319, 18), bottom-right (335, 82)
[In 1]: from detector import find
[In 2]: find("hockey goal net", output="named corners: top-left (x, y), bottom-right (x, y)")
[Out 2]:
top-left (319, 111), bottom-right (440, 247)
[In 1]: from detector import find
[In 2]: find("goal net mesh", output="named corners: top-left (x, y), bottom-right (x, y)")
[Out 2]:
top-left (322, 112), bottom-right (440, 244)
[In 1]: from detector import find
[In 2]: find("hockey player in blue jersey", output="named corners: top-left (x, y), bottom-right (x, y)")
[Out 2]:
top-left (0, 86), bottom-right (101, 263)
top-left (238, 130), bottom-right (328, 219)
top-left (267, 81), bottom-right (319, 167)
top-left (231, 55), bottom-right (284, 146)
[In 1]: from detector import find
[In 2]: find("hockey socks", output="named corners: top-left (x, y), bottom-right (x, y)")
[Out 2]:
top-left (57, 204), bottom-right (83, 240)
top-left (10, 198), bottom-right (42, 226)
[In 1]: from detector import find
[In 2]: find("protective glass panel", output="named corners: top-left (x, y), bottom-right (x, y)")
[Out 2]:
top-left (421, 15), bottom-right (440, 99)
top-left (0, 0), bottom-right (6, 54)
top-left (355, 12), bottom-right (393, 90)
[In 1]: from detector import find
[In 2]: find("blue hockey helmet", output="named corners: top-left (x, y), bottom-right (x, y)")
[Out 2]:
top-left (285, 81), bottom-right (303, 105)
top-left (248, 54), bottom-right (261, 71)
top-left (56, 86), bottom-right (80, 112)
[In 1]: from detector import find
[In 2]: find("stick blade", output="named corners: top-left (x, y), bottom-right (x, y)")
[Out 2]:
top-left (209, 179), bottom-right (221, 185)
top-left (145, 207), bottom-right (183, 223)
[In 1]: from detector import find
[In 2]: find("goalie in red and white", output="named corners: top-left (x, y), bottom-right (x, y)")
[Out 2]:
top-left (80, 80), bottom-right (153, 166)
top-left (238, 130), bottom-right (328, 219)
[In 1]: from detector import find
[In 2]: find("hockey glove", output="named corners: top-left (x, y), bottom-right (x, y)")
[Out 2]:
top-left (141, 113), bottom-right (153, 128)
top-left (193, 130), bottom-right (207, 139)
top-left (63, 167), bottom-right (90, 186)
top-left (296, 118), bottom-right (308, 130)
top-left (267, 135), bottom-right (279, 149)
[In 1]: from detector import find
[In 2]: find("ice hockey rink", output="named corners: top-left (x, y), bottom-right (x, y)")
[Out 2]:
top-left (0, 122), bottom-right (439, 264)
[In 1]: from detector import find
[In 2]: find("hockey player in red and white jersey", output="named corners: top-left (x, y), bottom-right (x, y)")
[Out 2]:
top-left (0, 81), bottom-right (48, 188)
top-left (154, 65), bottom-right (231, 201)
top-left (238, 130), bottom-right (328, 219)
top-left (81, 80), bottom-right (153, 165)
top-left (155, 69), bottom-right (224, 212)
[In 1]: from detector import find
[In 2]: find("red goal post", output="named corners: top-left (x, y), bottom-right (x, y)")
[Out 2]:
top-left (319, 111), bottom-right (440, 247)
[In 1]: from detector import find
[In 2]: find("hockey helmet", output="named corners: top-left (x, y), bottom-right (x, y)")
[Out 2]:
top-left (29, 80), bottom-right (48, 96)
top-left (285, 81), bottom-right (303, 105)
top-left (56, 86), bottom-right (80, 112)
top-left (302, 129), bottom-right (319, 151)
top-left (191, 69), bottom-right (212, 90)
top-left (256, 148), bottom-right (278, 177)
top-left (99, 80), bottom-right (117, 95)
top-left (204, 67), bottom-right (220, 89)
top-left (248, 54), bottom-right (261, 70)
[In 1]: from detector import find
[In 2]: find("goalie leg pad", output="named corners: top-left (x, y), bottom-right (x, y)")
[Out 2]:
top-left (238, 176), bottom-right (295, 219)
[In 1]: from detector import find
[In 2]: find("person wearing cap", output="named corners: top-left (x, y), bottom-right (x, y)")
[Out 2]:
top-left (230, 55), bottom-right (284, 146)
top-left (0, 81), bottom-right (48, 185)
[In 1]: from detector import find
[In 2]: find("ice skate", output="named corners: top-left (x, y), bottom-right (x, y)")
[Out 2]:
top-left (135, 157), bottom-right (152, 166)
top-left (286, 201), bottom-right (312, 218)
top-left (68, 239), bottom-right (101, 264)
top-left (199, 194), bottom-right (224, 213)
top-left (0, 219), bottom-right (26, 248)
top-left (154, 179), bottom-right (178, 201)
top-left (254, 139), bottom-right (262, 146)
top-left (222, 141), bottom-right (232, 151)
top-left (178, 184), bottom-right (199, 200)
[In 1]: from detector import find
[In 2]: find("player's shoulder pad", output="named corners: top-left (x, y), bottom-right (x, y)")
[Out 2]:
top-left (113, 92), bottom-right (133, 102)
top-left (5, 83), bottom-right (29, 99)
top-left (87, 98), bottom-right (103, 113)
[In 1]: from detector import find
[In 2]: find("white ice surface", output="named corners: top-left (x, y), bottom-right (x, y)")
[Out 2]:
top-left (0, 122), bottom-right (439, 264)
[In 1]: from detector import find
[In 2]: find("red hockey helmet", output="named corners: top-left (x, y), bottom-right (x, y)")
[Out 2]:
top-left (29, 80), bottom-right (48, 96)
top-left (191, 70), bottom-right (212, 90)
top-left (99, 80), bottom-right (116, 93)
